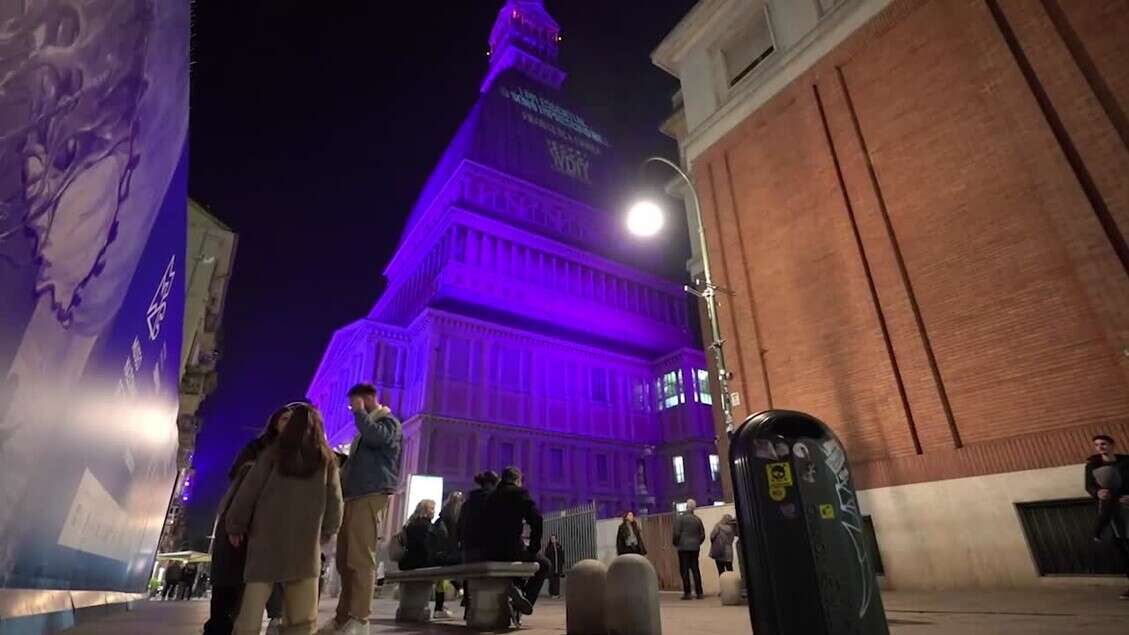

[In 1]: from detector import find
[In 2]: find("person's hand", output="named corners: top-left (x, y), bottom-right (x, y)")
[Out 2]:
top-left (348, 395), bottom-right (364, 412)
top-left (1098, 489), bottom-right (1112, 500)
top-left (1119, 495), bottom-right (1129, 505)
top-left (228, 533), bottom-right (244, 548)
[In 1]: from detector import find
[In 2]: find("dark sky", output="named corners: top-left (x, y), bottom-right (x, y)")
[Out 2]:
top-left (185, 0), bottom-right (696, 543)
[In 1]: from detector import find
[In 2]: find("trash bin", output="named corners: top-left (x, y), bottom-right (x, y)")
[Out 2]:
top-left (730, 410), bottom-right (889, 635)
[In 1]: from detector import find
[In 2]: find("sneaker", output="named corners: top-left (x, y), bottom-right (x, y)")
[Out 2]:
top-left (507, 586), bottom-right (534, 615)
top-left (339, 620), bottom-right (369, 635)
top-left (315, 620), bottom-right (343, 634)
top-left (433, 608), bottom-right (454, 620)
top-left (680, 593), bottom-right (692, 601)
top-left (1119, 588), bottom-right (1129, 601)
top-left (266, 617), bottom-right (282, 634)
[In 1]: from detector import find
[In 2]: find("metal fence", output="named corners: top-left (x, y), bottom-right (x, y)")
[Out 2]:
top-left (542, 502), bottom-right (597, 571)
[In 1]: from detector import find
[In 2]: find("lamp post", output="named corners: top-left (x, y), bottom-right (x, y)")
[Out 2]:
top-left (627, 156), bottom-right (735, 435)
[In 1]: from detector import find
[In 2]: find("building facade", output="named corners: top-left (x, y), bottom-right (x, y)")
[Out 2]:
top-left (159, 200), bottom-right (238, 552)
top-left (654, 0), bottom-right (1129, 589)
top-left (308, 0), bottom-right (721, 525)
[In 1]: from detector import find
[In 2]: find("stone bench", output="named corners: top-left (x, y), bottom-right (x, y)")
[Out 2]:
top-left (385, 562), bottom-right (539, 629)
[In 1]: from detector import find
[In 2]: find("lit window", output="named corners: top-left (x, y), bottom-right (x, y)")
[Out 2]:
top-left (675, 501), bottom-right (688, 513)
top-left (657, 370), bottom-right (684, 410)
top-left (709, 454), bottom-right (720, 482)
top-left (695, 369), bottom-right (712, 405)
top-left (673, 456), bottom-right (686, 484)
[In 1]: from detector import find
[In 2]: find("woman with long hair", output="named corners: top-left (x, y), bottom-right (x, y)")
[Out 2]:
top-left (205, 405), bottom-right (296, 635)
top-left (226, 404), bottom-right (343, 635)
top-left (616, 511), bottom-right (647, 556)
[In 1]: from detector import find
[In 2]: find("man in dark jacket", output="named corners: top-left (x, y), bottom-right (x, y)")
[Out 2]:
top-left (330, 383), bottom-right (403, 633)
top-left (162, 561), bottom-right (183, 600)
top-left (481, 467), bottom-right (550, 615)
top-left (544, 535), bottom-right (565, 598)
top-left (458, 471), bottom-right (499, 563)
top-left (1085, 434), bottom-right (1129, 600)
top-left (672, 499), bottom-right (706, 600)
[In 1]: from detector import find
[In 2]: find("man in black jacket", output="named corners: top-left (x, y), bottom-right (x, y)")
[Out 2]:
top-left (1085, 434), bottom-right (1129, 600)
top-left (672, 499), bottom-right (706, 600)
top-left (482, 467), bottom-right (550, 615)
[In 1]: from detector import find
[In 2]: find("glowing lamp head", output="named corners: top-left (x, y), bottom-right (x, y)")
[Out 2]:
top-left (626, 200), bottom-right (665, 238)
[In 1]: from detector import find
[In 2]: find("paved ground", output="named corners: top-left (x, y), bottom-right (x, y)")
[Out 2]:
top-left (64, 587), bottom-right (1129, 634)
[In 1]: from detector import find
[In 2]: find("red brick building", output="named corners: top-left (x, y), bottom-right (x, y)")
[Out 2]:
top-left (655, 0), bottom-right (1129, 588)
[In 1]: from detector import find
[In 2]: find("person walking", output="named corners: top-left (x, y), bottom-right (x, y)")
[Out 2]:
top-left (226, 404), bottom-right (343, 635)
top-left (544, 534), bottom-right (565, 599)
top-left (1085, 434), bottom-right (1129, 600)
top-left (324, 384), bottom-right (402, 634)
top-left (672, 499), bottom-right (705, 600)
top-left (481, 467), bottom-right (550, 616)
top-left (615, 511), bottom-right (647, 556)
top-left (709, 514), bottom-right (738, 582)
top-left (205, 405), bottom-right (294, 635)
top-left (162, 560), bottom-right (183, 601)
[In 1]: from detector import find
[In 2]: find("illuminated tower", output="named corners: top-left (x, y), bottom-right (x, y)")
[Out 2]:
top-left (309, 0), bottom-right (720, 523)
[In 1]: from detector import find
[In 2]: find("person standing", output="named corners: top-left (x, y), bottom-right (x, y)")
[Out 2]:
top-left (672, 499), bottom-right (705, 600)
top-left (205, 405), bottom-right (294, 635)
top-left (544, 534), bottom-right (565, 599)
top-left (481, 467), bottom-right (550, 616)
top-left (325, 384), bottom-right (402, 634)
top-left (615, 512), bottom-right (647, 556)
top-left (1085, 434), bottom-right (1129, 600)
top-left (227, 403), bottom-right (343, 635)
top-left (709, 514), bottom-right (738, 580)
top-left (180, 563), bottom-right (199, 600)
top-left (163, 560), bottom-right (183, 601)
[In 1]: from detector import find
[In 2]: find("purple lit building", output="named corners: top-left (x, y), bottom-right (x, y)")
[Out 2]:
top-left (307, 0), bottom-right (720, 521)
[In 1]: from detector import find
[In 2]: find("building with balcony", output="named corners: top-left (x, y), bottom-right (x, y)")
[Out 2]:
top-left (308, 0), bottom-right (721, 526)
top-left (159, 200), bottom-right (237, 552)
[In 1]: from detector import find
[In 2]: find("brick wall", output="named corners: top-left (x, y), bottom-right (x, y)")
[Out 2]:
top-left (697, 0), bottom-right (1129, 490)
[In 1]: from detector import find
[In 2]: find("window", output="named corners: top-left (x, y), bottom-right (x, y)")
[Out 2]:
top-left (496, 346), bottom-right (525, 391)
top-left (499, 442), bottom-right (515, 469)
top-left (550, 448), bottom-right (565, 480)
top-left (675, 501), bottom-right (688, 513)
top-left (590, 368), bottom-right (610, 404)
top-left (672, 456), bottom-right (686, 484)
top-left (631, 379), bottom-right (649, 412)
top-left (695, 369), bottom-right (712, 405)
top-left (709, 454), bottom-right (720, 482)
top-left (379, 345), bottom-right (401, 387)
top-left (721, 6), bottom-right (775, 87)
top-left (596, 454), bottom-right (609, 482)
top-left (657, 370), bottom-right (684, 410)
top-left (446, 338), bottom-right (471, 380)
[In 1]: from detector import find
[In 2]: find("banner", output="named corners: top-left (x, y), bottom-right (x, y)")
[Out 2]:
top-left (0, 0), bottom-right (189, 598)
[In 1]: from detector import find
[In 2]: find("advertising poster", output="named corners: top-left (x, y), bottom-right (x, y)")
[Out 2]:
top-left (0, 0), bottom-right (189, 604)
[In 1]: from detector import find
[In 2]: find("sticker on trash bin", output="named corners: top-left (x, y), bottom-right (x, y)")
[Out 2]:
top-left (769, 486), bottom-right (787, 501)
top-left (766, 462), bottom-right (794, 487)
top-left (819, 504), bottom-right (835, 520)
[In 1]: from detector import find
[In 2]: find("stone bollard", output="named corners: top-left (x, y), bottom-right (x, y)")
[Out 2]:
top-left (719, 571), bottom-right (743, 605)
top-left (566, 559), bottom-right (608, 635)
top-left (605, 555), bottom-right (661, 635)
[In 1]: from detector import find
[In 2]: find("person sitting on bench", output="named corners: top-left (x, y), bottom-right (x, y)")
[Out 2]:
top-left (479, 466), bottom-right (550, 616)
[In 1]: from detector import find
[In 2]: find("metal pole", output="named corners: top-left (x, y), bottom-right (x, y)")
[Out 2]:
top-left (643, 156), bottom-right (736, 434)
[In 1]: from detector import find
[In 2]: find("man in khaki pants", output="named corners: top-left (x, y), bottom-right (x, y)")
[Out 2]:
top-left (321, 383), bottom-right (402, 635)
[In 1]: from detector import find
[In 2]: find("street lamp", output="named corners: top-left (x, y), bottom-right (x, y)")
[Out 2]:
top-left (628, 156), bottom-right (736, 434)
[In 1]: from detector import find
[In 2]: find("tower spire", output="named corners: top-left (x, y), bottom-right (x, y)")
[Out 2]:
top-left (482, 0), bottom-right (566, 93)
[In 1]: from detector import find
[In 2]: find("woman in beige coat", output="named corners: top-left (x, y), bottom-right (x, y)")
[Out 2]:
top-left (227, 404), bottom-right (343, 635)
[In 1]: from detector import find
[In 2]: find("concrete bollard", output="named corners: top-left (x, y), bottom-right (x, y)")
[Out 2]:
top-left (719, 571), bottom-right (743, 605)
top-left (605, 555), bottom-right (661, 635)
top-left (566, 559), bottom-right (608, 635)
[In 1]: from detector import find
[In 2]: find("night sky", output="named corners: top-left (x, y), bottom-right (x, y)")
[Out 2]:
top-left (186, 0), bottom-right (696, 544)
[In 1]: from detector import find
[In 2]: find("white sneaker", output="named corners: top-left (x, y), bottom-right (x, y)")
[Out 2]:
top-left (339, 619), bottom-right (369, 635)
top-left (265, 617), bottom-right (282, 634)
top-left (433, 608), bottom-right (454, 620)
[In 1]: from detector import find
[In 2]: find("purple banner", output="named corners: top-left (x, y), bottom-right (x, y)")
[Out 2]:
top-left (0, 0), bottom-right (189, 596)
